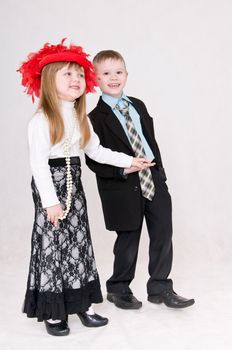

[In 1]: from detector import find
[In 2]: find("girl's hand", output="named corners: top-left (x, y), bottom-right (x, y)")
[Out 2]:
top-left (46, 204), bottom-right (64, 228)
top-left (125, 161), bottom-right (155, 175)
top-left (131, 158), bottom-right (155, 170)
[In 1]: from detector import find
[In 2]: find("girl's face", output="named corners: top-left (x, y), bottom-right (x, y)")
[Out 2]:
top-left (55, 64), bottom-right (86, 101)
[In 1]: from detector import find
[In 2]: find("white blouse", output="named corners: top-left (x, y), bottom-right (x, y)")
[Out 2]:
top-left (28, 100), bottom-right (133, 208)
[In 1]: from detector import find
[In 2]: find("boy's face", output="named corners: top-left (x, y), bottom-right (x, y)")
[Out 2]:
top-left (94, 59), bottom-right (128, 98)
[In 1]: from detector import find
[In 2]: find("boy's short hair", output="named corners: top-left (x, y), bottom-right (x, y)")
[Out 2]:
top-left (93, 50), bottom-right (125, 65)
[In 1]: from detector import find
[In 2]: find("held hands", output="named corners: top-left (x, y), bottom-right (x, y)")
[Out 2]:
top-left (45, 159), bottom-right (154, 225)
top-left (126, 158), bottom-right (155, 175)
top-left (46, 204), bottom-right (64, 227)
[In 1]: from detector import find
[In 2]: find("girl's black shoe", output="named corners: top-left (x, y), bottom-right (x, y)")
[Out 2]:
top-left (77, 312), bottom-right (108, 327)
top-left (44, 320), bottom-right (70, 336)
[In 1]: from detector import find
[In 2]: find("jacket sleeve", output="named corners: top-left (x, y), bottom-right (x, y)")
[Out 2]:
top-left (85, 115), bottom-right (128, 180)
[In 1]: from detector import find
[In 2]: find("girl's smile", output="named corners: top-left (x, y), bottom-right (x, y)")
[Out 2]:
top-left (55, 64), bottom-right (86, 101)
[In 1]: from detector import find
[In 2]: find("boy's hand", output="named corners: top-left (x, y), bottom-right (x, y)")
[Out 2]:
top-left (131, 158), bottom-right (155, 170)
top-left (46, 204), bottom-right (64, 227)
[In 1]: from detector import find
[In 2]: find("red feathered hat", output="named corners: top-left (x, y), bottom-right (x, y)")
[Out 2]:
top-left (18, 39), bottom-right (97, 101)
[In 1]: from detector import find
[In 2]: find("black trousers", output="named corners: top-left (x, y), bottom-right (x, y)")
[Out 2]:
top-left (106, 166), bottom-right (173, 296)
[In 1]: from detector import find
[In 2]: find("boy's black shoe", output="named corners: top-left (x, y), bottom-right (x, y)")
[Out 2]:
top-left (148, 290), bottom-right (195, 308)
top-left (44, 320), bottom-right (70, 336)
top-left (77, 312), bottom-right (108, 327)
top-left (107, 292), bottom-right (142, 309)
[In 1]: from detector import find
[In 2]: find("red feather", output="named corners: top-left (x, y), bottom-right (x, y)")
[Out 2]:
top-left (17, 39), bottom-right (97, 102)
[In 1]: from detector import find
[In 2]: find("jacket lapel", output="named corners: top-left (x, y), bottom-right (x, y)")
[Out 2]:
top-left (128, 97), bottom-right (156, 150)
top-left (96, 97), bottom-right (156, 154)
top-left (97, 98), bottom-right (134, 152)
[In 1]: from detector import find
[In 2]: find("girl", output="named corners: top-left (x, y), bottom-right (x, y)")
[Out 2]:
top-left (18, 40), bottom-right (151, 336)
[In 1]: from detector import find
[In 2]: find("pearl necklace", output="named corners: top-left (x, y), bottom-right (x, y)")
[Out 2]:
top-left (58, 113), bottom-right (75, 221)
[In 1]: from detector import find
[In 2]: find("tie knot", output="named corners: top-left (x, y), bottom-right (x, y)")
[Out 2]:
top-left (115, 100), bottom-right (129, 115)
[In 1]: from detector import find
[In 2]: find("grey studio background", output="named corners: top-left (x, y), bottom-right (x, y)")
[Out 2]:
top-left (0, 0), bottom-right (232, 349)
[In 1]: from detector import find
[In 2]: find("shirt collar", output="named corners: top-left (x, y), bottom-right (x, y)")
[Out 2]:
top-left (102, 93), bottom-right (132, 110)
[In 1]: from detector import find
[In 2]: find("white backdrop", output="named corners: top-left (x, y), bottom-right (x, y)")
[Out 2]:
top-left (0, 1), bottom-right (232, 349)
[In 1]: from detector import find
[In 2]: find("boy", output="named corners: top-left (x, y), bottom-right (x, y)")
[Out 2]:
top-left (86, 50), bottom-right (194, 309)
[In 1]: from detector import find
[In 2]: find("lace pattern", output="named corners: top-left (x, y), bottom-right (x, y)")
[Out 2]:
top-left (23, 162), bottom-right (103, 321)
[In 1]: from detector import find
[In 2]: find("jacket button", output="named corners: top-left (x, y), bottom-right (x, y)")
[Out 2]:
top-left (134, 186), bottom-right (138, 191)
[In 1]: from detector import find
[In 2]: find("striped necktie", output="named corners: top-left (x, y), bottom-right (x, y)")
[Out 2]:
top-left (115, 100), bottom-right (155, 201)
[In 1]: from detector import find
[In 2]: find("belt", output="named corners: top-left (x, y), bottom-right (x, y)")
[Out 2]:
top-left (48, 157), bottom-right (81, 167)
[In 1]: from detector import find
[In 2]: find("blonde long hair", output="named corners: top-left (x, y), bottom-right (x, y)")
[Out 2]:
top-left (38, 62), bottom-right (90, 147)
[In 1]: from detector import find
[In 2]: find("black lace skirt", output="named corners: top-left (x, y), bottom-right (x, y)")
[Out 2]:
top-left (23, 157), bottom-right (103, 321)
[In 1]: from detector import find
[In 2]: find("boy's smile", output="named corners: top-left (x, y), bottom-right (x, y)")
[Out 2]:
top-left (94, 58), bottom-right (128, 98)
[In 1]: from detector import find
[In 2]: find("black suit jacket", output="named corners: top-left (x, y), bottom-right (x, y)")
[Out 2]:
top-left (86, 96), bottom-right (166, 231)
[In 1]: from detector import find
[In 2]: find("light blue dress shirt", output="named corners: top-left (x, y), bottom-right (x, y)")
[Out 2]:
top-left (102, 93), bottom-right (155, 161)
